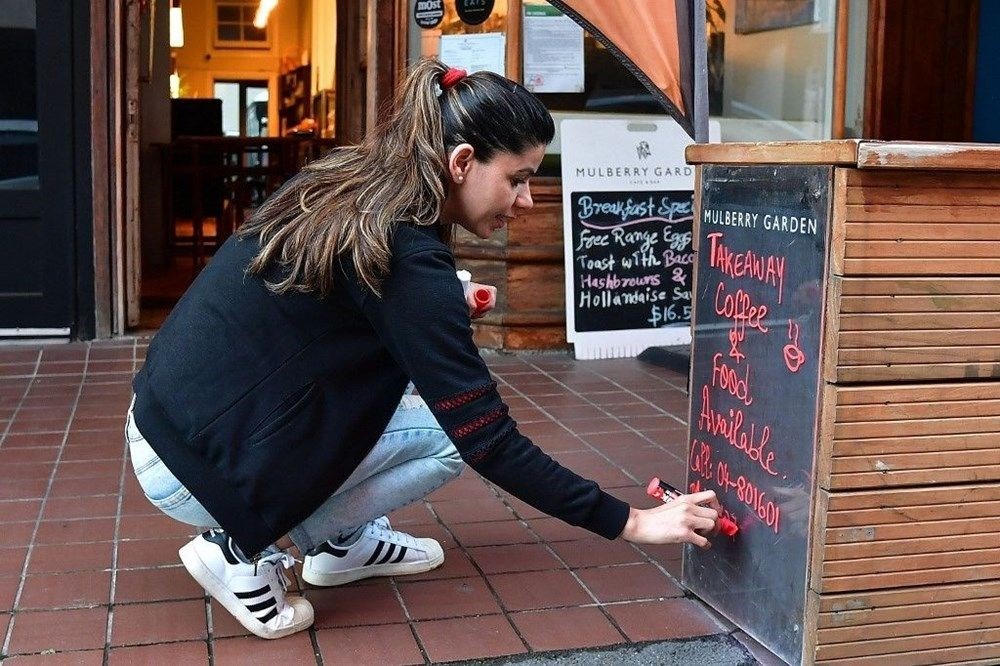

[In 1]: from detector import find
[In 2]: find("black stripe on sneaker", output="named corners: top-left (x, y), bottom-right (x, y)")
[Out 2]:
top-left (376, 543), bottom-right (396, 565)
top-left (246, 597), bottom-right (276, 613)
top-left (363, 540), bottom-right (385, 566)
top-left (235, 585), bottom-right (272, 599)
top-left (258, 607), bottom-right (278, 624)
top-left (314, 542), bottom-right (349, 558)
top-left (391, 546), bottom-right (407, 563)
top-left (202, 530), bottom-right (240, 565)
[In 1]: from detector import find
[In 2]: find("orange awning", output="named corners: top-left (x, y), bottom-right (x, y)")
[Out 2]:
top-left (548, 0), bottom-right (707, 141)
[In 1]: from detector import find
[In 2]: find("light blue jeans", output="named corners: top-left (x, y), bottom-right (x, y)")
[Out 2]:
top-left (126, 393), bottom-right (464, 554)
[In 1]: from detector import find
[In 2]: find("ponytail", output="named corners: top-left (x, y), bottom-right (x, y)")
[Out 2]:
top-left (239, 59), bottom-right (553, 297)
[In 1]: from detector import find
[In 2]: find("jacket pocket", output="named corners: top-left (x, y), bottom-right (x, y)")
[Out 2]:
top-left (245, 382), bottom-right (319, 447)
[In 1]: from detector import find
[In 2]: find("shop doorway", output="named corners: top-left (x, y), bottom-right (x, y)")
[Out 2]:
top-left (0, 1), bottom-right (77, 334)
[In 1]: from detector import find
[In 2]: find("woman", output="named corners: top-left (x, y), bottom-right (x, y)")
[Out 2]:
top-left (126, 59), bottom-right (722, 640)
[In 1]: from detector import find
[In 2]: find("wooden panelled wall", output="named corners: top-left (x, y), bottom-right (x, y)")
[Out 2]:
top-left (808, 162), bottom-right (1000, 665)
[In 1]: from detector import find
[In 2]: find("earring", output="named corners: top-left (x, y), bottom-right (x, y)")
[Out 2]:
top-left (457, 177), bottom-right (464, 182)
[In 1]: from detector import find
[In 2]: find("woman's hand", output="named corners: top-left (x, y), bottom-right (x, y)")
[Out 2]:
top-left (466, 282), bottom-right (497, 319)
top-left (618, 490), bottom-right (722, 549)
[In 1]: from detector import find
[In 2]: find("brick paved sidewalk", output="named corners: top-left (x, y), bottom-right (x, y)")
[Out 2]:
top-left (0, 340), bottom-right (775, 664)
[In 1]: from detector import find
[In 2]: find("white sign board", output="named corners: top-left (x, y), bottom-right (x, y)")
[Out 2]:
top-left (439, 33), bottom-right (506, 77)
top-left (561, 118), bottom-right (720, 359)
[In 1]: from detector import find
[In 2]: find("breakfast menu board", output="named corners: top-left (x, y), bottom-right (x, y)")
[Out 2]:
top-left (683, 165), bottom-right (831, 665)
top-left (561, 119), bottom-right (719, 359)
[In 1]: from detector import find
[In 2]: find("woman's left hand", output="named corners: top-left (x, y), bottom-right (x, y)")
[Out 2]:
top-left (466, 282), bottom-right (497, 319)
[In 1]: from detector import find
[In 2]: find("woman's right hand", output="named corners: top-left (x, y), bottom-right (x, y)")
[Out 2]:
top-left (618, 490), bottom-right (721, 549)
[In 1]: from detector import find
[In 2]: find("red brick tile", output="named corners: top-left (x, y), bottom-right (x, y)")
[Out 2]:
top-left (0, 477), bottom-right (50, 501)
top-left (316, 623), bottom-right (423, 665)
top-left (448, 520), bottom-right (537, 548)
top-left (117, 538), bottom-right (184, 569)
top-left (114, 566), bottom-right (204, 603)
top-left (582, 431), bottom-right (655, 451)
top-left (65, 430), bottom-right (123, 447)
top-left (3, 649), bottom-right (105, 665)
top-left (511, 606), bottom-right (623, 651)
top-left (0, 500), bottom-right (42, 523)
top-left (414, 614), bottom-right (524, 663)
top-left (213, 632), bottom-right (316, 664)
top-left (7, 607), bottom-right (109, 653)
top-left (0, 548), bottom-right (28, 576)
top-left (466, 543), bottom-right (562, 575)
top-left (53, 460), bottom-right (122, 480)
top-left (307, 579), bottom-right (406, 628)
top-left (118, 514), bottom-right (199, 541)
top-left (488, 569), bottom-right (591, 611)
top-left (387, 501), bottom-right (435, 525)
top-left (111, 599), bottom-right (207, 646)
top-left (35, 518), bottom-right (117, 545)
top-left (19, 571), bottom-right (111, 610)
top-left (48, 475), bottom-right (121, 498)
top-left (549, 538), bottom-right (646, 569)
top-left (42, 495), bottom-right (120, 521)
top-left (404, 547), bottom-right (479, 582)
top-left (27, 541), bottom-right (113, 574)
top-left (576, 563), bottom-right (684, 603)
top-left (0, 521), bottom-right (36, 548)
top-left (208, 599), bottom-right (251, 638)
top-left (1, 433), bottom-right (65, 448)
top-left (71, 416), bottom-right (125, 431)
top-left (108, 640), bottom-right (209, 665)
top-left (398, 576), bottom-right (501, 620)
top-left (525, 517), bottom-right (596, 542)
top-left (607, 598), bottom-right (729, 641)
top-left (61, 442), bottom-right (125, 462)
top-left (563, 417), bottom-right (629, 435)
top-left (432, 497), bottom-right (513, 524)
top-left (0, 575), bottom-right (18, 612)
top-left (0, 448), bottom-right (59, 465)
top-left (425, 476), bottom-right (498, 502)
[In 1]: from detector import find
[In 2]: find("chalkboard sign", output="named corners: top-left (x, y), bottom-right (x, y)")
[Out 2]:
top-left (683, 165), bottom-right (831, 665)
top-left (568, 190), bottom-right (694, 333)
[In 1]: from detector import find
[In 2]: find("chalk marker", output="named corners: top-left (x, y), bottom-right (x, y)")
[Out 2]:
top-left (646, 477), bottom-right (739, 537)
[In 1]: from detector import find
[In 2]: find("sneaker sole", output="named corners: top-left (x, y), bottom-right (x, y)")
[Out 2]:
top-left (179, 541), bottom-right (312, 640)
top-left (301, 549), bottom-right (445, 587)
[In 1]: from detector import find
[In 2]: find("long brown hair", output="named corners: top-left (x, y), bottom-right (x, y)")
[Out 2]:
top-left (238, 58), bottom-right (554, 297)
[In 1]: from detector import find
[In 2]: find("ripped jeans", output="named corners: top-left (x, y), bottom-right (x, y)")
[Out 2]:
top-left (126, 394), bottom-right (464, 554)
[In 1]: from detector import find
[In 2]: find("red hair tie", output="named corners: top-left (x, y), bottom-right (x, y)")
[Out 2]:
top-left (440, 67), bottom-right (467, 90)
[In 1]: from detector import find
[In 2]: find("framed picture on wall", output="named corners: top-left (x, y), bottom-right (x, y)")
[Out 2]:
top-left (735, 0), bottom-right (816, 35)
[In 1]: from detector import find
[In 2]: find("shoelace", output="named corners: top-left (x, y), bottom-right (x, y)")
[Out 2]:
top-left (259, 552), bottom-right (299, 626)
top-left (365, 522), bottom-right (419, 549)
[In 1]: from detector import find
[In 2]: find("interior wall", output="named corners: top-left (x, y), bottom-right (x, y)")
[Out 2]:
top-left (311, 0), bottom-right (336, 93)
top-left (173, 0), bottom-right (309, 136)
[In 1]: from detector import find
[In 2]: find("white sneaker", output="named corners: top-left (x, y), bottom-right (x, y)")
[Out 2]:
top-left (179, 530), bottom-right (314, 640)
top-left (302, 518), bottom-right (444, 587)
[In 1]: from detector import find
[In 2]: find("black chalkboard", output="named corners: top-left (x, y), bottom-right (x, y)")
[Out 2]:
top-left (569, 190), bottom-right (694, 333)
top-left (683, 165), bottom-right (831, 665)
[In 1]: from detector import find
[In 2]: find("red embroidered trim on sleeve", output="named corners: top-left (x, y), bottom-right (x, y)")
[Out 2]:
top-left (432, 382), bottom-right (496, 411)
top-left (449, 406), bottom-right (508, 440)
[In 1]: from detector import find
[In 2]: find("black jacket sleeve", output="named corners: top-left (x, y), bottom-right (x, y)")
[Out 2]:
top-left (360, 244), bottom-right (630, 540)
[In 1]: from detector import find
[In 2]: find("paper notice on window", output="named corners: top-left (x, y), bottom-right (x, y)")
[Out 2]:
top-left (439, 33), bottom-right (506, 76)
top-left (522, 3), bottom-right (584, 93)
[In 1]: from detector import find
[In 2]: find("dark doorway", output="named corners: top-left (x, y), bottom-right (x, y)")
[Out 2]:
top-left (865, 0), bottom-right (979, 141)
top-left (0, 1), bottom-right (78, 333)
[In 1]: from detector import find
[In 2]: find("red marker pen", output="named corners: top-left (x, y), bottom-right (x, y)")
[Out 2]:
top-left (646, 477), bottom-right (739, 537)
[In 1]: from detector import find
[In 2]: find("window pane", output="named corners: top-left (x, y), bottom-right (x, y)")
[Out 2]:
top-left (243, 26), bottom-right (266, 42)
top-left (217, 5), bottom-right (240, 22)
top-left (242, 5), bottom-right (256, 22)
top-left (217, 24), bottom-right (240, 41)
top-left (0, 0), bottom-right (38, 190)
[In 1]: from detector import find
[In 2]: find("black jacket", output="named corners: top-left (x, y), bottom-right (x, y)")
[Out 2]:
top-left (132, 223), bottom-right (630, 555)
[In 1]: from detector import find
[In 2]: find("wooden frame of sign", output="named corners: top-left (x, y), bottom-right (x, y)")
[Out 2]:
top-left (685, 139), bottom-right (1000, 665)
